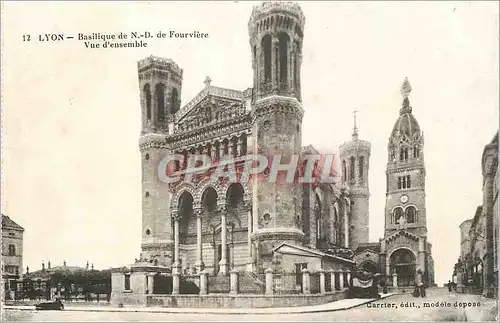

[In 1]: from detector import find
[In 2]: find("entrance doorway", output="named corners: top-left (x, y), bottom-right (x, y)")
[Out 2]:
top-left (390, 249), bottom-right (416, 287)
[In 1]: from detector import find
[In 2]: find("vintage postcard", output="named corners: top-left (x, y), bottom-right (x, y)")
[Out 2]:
top-left (1, 1), bottom-right (498, 322)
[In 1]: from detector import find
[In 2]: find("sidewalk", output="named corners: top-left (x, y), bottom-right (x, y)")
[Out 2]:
top-left (3, 293), bottom-right (395, 315)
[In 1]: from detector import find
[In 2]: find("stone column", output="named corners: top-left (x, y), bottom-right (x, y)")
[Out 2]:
top-left (210, 144), bottom-right (217, 161)
top-left (246, 201), bottom-right (253, 271)
top-left (271, 36), bottom-right (278, 90)
top-left (338, 271), bottom-right (344, 290)
top-left (329, 270), bottom-right (336, 291)
top-left (219, 141), bottom-right (225, 159)
top-left (319, 269), bottom-right (326, 294)
top-left (237, 136), bottom-right (243, 157)
top-left (302, 268), bottom-right (310, 294)
top-left (199, 270), bottom-right (208, 295)
top-left (346, 270), bottom-right (351, 288)
top-left (219, 206), bottom-right (228, 275)
top-left (195, 209), bottom-right (204, 271)
top-left (392, 273), bottom-right (398, 288)
top-left (172, 272), bottom-right (180, 295)
top-left (147, 273), bottom-right (154, 294)
top-left (172, 212), bottom-right (181, 274)
top-left (230, 269), bottom-right (239, 295)
top-left (265, 268), bottom-right (274, 295)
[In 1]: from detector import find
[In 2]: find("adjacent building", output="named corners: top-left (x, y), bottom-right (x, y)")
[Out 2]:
top-left (455, 132), bottom-right (498, 298)
top-left (2, 215), bottom-right (24, 282)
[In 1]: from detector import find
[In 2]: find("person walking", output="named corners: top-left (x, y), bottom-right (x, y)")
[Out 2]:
top-left (416, 269), bottom-right (426, 297)
top-left (452, 274), bottom-right (458, 292)
top-left (448, 280), bottom-right (452, 292)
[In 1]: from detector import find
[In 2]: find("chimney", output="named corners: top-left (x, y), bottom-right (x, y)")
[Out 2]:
top-left (42, 262), bottom-right (45, 271)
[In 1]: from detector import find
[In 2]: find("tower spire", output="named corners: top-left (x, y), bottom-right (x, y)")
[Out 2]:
top-left (400, 77), bottom-right (412, 115)
top-left (352, 110), bottom-right (359, 139)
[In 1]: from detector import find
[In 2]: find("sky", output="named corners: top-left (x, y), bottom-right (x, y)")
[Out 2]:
top-left (1, 1), bottom-right (498, 285)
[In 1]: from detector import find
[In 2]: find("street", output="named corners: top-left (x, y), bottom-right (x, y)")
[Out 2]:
top-left (3, 288), bottom-right (497, 322)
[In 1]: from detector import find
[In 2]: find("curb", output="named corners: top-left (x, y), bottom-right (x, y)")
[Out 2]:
top-left (3, 294), bottom-right (395, 315)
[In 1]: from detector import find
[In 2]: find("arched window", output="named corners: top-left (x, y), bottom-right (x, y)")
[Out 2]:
top-left (262, 35), bottom-right (272, 83)
top-left (342, 160), bottom-right (347, 181)
top-left (414, 146), bottom-right (419, 158)
top-left (359, 157), bottom-right (364, 182)
top-left (407, 175), bottom-right (411, 188)
top-left (349, 157), bottom-right (355, 182)
top-left (393, 207), bottom-right (403, 224)
top-left (399, 148), bottom-right (404, 161)
top-left (278, 32), bottom-right (289, 87)
top-left (404, 148), bottom-right (408, 161)
top-left (406, 206), bottom-right (416, 223)
top-left (171, 88), bottom-right (179, 114)
top-left (155, 84), bottom-right (165, 122)
top-left (144, 84), bottom-right (152, 120)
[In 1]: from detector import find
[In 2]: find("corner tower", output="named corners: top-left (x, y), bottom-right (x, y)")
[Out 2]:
top-left (339, 112), bottom-right (371, 251)
top-left (138, 56), bottom-right (183, 266)
top-left (248, 2), bottom-right (306, 268)
top-left (384, 78), bottom-right (427, 238)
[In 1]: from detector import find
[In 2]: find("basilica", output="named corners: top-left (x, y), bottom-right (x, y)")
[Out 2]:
top-left (118, 1), bottom-right (434, 294)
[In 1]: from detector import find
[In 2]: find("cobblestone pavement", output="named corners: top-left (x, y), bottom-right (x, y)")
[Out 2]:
top-left (3, 288), bottom-right (497, 322)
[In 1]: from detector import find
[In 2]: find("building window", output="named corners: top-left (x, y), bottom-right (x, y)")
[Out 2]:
top-left (295, 263), bottom-right (307, 284)
top-left (404, 148), bottom-right (408, 161)
top-left (144, 84), bottom-right (152, 120)
top-left (414, 146), bottom-right (419, 158)
top-left (359, 157), bottom-right (364, 182)
top-left (406, 206), bottom-right (416, 223)
top-left (399, 148), bottom-right (404, 161)
top-left (262, 35), bottom-right (272, 83)
top-left (171, 88), bottom-right (180, 114)
top-left (394, 208), bottom-right (403, 224)
top-left (402, 176), bottom-right (407, 189)
top-left (279, 32), bottom-right (289, 86)
top-left (407, 175), bottom-right (411, 188)
top-left (124, 274), bottom-right (131, 291)
top-left (155, 83), bottom-right (166, 122)
top-left (349, 157), bottom-right (355, 181)
top-left (8, 244), bottom-right (15, 256)
top-left (398, 177), bottom-right (402, 189)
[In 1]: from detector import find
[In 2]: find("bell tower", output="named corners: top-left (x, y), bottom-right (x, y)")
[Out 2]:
top-left (137, 56), bottom-right (183, 266)
top-left (384, 78), bottom-right (427, 238)
top-left (249, 2), bottom-right (306, 269)
top-left (339, 112), bottom-right (371, 251)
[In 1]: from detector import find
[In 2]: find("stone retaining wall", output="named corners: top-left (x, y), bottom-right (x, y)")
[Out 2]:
top-left (145, 291), bottom-right (346, 308)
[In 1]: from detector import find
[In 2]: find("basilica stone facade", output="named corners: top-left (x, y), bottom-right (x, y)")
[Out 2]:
top-left (112, 3), bottom-right (435, 302)
top-left (135, 2), bottom-right (358, 279)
